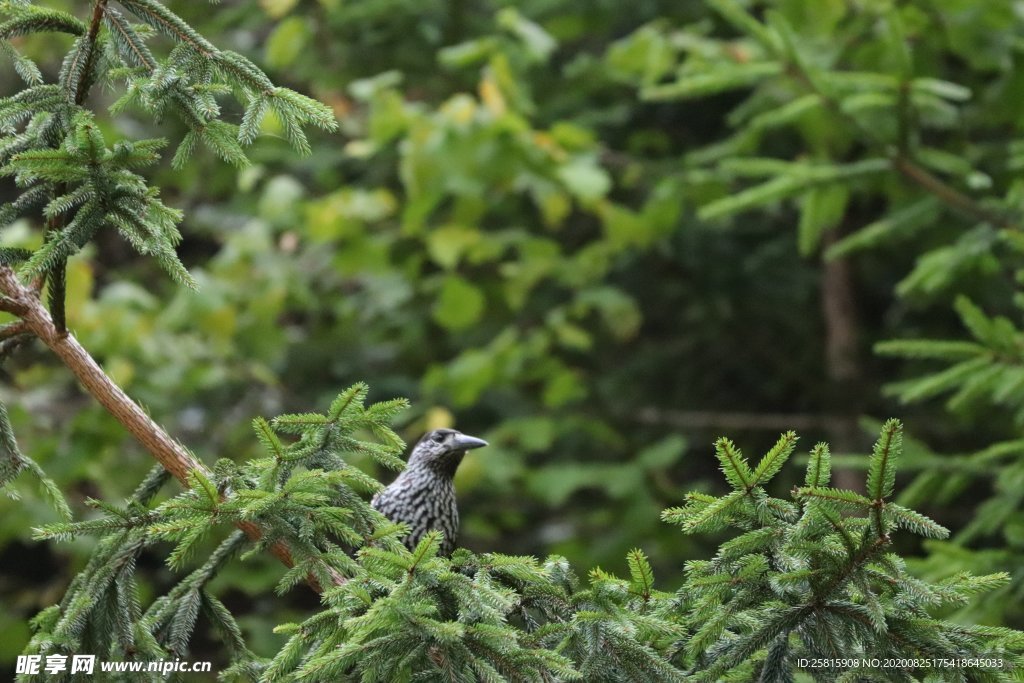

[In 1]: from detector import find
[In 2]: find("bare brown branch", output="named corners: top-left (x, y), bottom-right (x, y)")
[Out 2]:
top-left (0, 266), bottom-right (343, 591)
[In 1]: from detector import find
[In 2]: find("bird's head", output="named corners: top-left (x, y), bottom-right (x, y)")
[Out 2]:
top-left (407, 428), bottom-right (488, 478)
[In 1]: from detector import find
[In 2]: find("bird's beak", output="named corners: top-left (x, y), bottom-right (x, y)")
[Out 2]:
top-left (451, 433), bottom-right (488, 450)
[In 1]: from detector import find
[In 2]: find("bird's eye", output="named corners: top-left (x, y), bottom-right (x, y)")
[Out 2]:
top-left (431, 432), bottom-right (446, 444)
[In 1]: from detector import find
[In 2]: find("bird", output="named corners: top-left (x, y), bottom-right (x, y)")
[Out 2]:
top-left (371, 428), bottom-right (488, 555)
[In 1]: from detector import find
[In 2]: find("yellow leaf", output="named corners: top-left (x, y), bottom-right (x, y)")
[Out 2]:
top-left (479, 75), bottom-right (507, 116)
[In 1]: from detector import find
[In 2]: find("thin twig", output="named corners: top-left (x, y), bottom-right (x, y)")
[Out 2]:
top-left (0, 320), bottom-right (29, 339)
top-left (0, 296), bottom-right (28, 316)
top-left (890, 155), bottom-right (1011, 229)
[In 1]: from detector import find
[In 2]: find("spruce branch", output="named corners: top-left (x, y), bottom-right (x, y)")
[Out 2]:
top-left (0, 0), bottom-right (338, 331)
top-left (889, 155), bottom-right (1011, 231)
top-left (0, 6), bottom-right (85, 40)
top-left (0, 399), bottom-right (71, 519)
top-left (102, 6), bottom-right (155, 71)
top-left (73, 0), bottom-right (107, 106)
top-left (117, 0), bottom-right (217, 58)
top-left (0, 266), bottom-right (343, 591)
top-left (703, 0), bottom-right (1019, 232)
top-left (0, 265), bottom-right (197, 482)
top-left (665, 421), bottom-right (1020, 678)
top-left (35, 0), bottom-right (108, 333)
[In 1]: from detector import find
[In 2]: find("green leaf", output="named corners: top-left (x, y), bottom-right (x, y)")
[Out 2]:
top-left (439, 37), bottom-right (500, 69)
top-left (556, 158), bottom-right (611, 203)
top-left (911, 77), bottom-right (971, 102)
top-left (606, 24), bottom-right (675, 86)
top-left (432, 275), bottom-right (485, 331)
top-left (426, 225), bottom-right (480, 270)
top-left (797, 185), bottom-right (848, 256)
top-left (542, 367), bottom-right (585, 408)
top-left (642, 63), bottom-right (783, 101)
top-left (637, 435), bottom-right (686, 469)
top-left (497, 8), bottom-right (556, 61)
top-left (573, 287), bottom-right (642, 341)
top-left (261, 0), bottom-right (301, 19)
top-left (265, 17), bottom-right (310, 69)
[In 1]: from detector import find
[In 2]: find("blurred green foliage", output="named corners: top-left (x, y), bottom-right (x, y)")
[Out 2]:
top-left (3, 0), bottom-right (1024, 671)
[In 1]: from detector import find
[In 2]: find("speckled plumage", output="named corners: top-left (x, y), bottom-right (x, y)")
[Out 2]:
top-left (371, 428), bottom-right (488, 555)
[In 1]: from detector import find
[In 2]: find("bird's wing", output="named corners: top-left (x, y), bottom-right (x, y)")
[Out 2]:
top-left (370, 491), bottom-right (385, 512)
top-left (370, 486), bottom-right (399, 518)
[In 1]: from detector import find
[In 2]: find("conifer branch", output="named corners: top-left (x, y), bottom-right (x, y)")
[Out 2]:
top-left (889, 154), bottom-right (1011, 229)
top-left (40, 0), bottom-right (108, 333)
top-left (0, 8), bottom-right (85, 40)
top-left (783, 41), bottom-right (1015, 232)
top-left (73, 0), bottom-right (107, 106)
top-left (117, 0), bottom-right (217, 58)
top-left (0, 265), bottom-right (197, 482)
top-left (0, 266), bottom-right (342, 591)
top-left (702, 0), bottom-right (1021, 232)
top-left (103, 7), bottom-right (156, 71)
